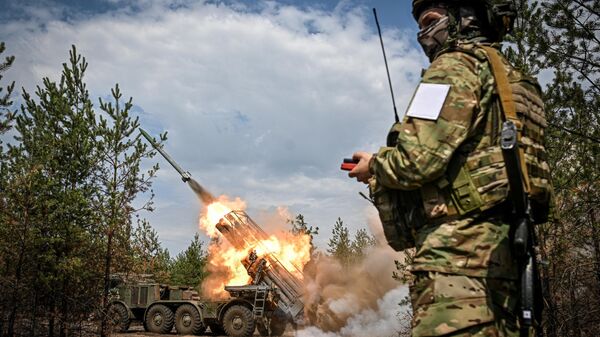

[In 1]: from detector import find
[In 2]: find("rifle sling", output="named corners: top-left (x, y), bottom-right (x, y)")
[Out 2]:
top-left (481, 45), bottom-right (531, 193)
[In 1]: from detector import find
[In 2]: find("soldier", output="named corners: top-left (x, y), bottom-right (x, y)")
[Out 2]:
top-left (348, 1), bottom-right (553, 336)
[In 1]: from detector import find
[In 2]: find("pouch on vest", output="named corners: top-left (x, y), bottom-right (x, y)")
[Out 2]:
top-left (370, 122), bottom-right (425, 251)
top-left (446, 165), bottom-right (485, 215)
top-left (369, 177), bottom-right (423, 251)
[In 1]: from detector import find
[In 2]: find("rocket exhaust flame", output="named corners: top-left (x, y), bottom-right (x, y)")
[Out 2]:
top-left (139, 128), bottom-right (215, 205)
top-left (187, 178), bottom-right (215, 204)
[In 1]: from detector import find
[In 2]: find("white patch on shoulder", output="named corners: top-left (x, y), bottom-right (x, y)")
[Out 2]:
top-left (405, 83), bottom-right (451, 121)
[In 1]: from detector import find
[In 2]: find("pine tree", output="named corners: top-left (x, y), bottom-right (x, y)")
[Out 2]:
top-left (0, 41), bottom-right (15, 136)
top-left (95, 79), bottom-right (162, 337)
top-left (350, 228), bottom-right (376, 259)
top-left (2, 45), bottom-right (102, 337)
top-left (170, 233), bottom-right (207, 287)
top-left (131, 218), bottom-right (171, 282)
top-left (326, 218), bottom-right (376, 267)
top-left (327, 218), bottom-right (352, 267)
top-left (0, 41), bottom-right (16, 336)
top-left (289, 214), bottom-right (319, 237)
top-left (0, 45), bottom-right (164, 337)
top-left (289, 213), bottom-right (319, 254)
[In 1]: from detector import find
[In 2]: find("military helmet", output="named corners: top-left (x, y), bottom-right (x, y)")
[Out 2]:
top-left (412, 0), bottom-right (516, 41)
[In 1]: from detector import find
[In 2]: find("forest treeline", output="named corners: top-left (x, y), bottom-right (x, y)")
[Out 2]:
top-left (1, 0), bottom-right (599, 336)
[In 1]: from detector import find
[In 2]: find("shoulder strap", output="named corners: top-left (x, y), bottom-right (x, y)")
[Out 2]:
top-left (480, 45), bottom-right (531, 193)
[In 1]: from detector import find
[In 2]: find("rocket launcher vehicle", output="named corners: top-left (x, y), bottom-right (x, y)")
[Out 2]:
top-left (140, 127), bottom-right (305, 325)
top-left (216, 211), bottom-right (305, 322)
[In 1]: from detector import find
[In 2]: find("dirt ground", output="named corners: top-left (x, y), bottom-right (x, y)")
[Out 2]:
top-left (112, 323), bottom-right (223, 337)
top-left (112, 323), bottom-right (295, 337)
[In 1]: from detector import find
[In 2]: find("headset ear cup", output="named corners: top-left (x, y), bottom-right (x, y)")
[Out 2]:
top-left (480, 0), bottom-right (516, 41)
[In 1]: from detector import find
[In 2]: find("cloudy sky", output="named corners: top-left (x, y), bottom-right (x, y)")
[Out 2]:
top-left (1, 0), bottom-right (428, 255)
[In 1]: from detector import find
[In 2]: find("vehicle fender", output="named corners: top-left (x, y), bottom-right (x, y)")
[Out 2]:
top-left (109, 300), bottom-right (134, 320)
top-left (182, 301), bottom-right (206, 321)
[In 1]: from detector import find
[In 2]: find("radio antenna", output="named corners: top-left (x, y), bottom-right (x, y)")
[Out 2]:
top-left (373, 8), bottom-right (399, 123)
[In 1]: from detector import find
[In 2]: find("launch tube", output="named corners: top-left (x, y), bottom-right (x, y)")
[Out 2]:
top-left (217, 210), bottom-right (305, 320)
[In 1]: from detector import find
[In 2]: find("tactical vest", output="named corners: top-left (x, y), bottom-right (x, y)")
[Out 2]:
top-left (372, 45), bottom-right (553, 252)
top-left (421, 45), bottom-right (553, 224)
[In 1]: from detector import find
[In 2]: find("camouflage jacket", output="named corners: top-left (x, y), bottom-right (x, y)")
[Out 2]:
top-left (372, 44), bottom-right (496, 190)
top-left (370, 43), bottom-right (531, 279)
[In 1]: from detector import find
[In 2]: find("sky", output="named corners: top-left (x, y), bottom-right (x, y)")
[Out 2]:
top-left (0, 0), bottom-right (428, 255)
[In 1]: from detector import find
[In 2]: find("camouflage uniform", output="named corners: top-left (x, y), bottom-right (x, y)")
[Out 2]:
top-left (369, 42), bottom-right (550, 336)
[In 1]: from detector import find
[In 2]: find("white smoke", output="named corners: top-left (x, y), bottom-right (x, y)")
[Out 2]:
top-left (294, 206), bottom-right (415, 337)
top-left (298, 286), bottom-right (410, 337)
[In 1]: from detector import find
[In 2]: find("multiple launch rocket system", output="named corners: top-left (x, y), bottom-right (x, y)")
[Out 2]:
top-left (217, 211), bottom-right (305, 321)
top-left (140, 128), bottom-right (305, 326)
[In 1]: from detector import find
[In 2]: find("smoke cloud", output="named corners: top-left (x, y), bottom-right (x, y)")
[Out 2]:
top-left (298, 286), bottom-right (410, 337)
top-left (301, 245), bottom-right (412, 337)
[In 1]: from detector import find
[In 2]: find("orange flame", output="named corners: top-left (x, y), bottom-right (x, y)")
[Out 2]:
top-left (199, 196), bottom-right (246, 238)
top-left (198, 196), bottom-right (312, 299)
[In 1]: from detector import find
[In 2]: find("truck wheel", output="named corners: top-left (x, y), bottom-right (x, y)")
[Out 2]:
top-left (222, 305), bottom-right (255, 337)
top-left (269, 309), bottom-right (287, 337)
top-left (175, 304), bottom-right (205, 335)
top-left (145, 304), bottom-right (175, 334)
top-left (107, 303), bottom-right (130, 332)
top-left (256, 321), bottom-right (269, 336)
top-left (269, 319), bottom-right (286, 337)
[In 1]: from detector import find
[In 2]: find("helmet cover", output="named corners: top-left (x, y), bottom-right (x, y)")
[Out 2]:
top-left (412, 0), bottom-right (516, 41)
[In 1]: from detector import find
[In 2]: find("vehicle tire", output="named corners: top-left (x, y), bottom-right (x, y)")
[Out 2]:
top-left (209, 323), bottom-right (226, 335)
top-left (222, 305), bottom-right (255, 337)
top-left (269, 309), bottom-right (287, 337)
top-left (107, 303), bottom-right (130, 332)
top-left (269, 320), bottom-right (286, 337)
top-left (145, 304), bottom-right (175, 334)
top-left (256, 321), bottom-right (269, 336)
top-left (175, 304), bottom-right (205, 335)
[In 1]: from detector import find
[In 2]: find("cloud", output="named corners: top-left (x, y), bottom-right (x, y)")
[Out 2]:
top-left (0, 0), bottom-right (425, 254)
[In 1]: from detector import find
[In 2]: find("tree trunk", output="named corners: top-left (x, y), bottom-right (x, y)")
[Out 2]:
top-left (537, 224), bottom-right (558, 337)
top-left (31, 274), bottom-right (38, 337)
top-left (568, 270), bottom-right (582, 337)
top-left (60, 276), bottom-right (69, 337)
top-left (6, 254), bottom-right (22, 337)
top-left (590, 209), bottom-right (600, 298)
top-left (100, 231), bottom-right (113, 337)
top-left (7, 212), bottom-right (29, 337)
top-left (48, 312), bottom-right (54, 337)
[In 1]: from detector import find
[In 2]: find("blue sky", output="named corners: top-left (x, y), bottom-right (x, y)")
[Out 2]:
top-left (2, 0), bottom-right (416, 30)
top-left (1, 0), bottom-right (427, 255)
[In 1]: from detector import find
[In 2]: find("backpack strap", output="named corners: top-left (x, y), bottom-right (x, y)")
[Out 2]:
top-left (480, 45), bottom-right (531, 193)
